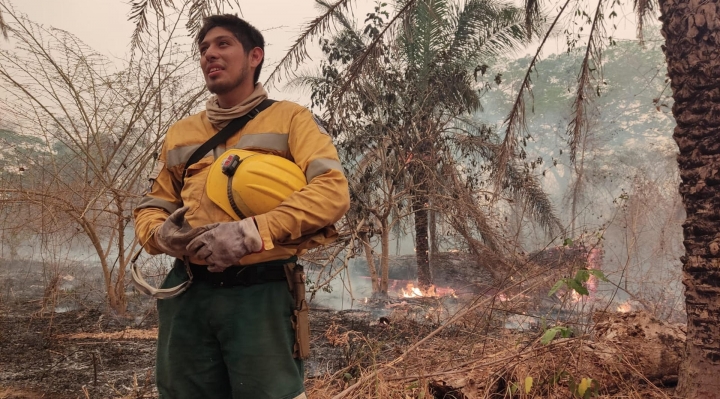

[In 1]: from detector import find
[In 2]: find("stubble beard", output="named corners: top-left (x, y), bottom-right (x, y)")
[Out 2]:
top-left (207, 74), bottom-right (244, 95)
top-left (206, 62), bottom-right (250, 95)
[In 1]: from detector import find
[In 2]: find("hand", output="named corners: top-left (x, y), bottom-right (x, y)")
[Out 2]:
top-left (186, 217), bottom-right (264, 272)
top-left (155, 207), bottom-right (218, 259)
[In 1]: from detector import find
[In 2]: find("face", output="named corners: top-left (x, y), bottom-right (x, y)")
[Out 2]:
top-left (199, 27), bottom-right (260, 96)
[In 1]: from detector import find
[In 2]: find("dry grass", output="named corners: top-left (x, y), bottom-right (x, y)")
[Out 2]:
top-left (0, 387), bottom-right (46, 399)
top-left (60, 328), bottom-right (158, 341)
top-left (304, 297), bottom-right (681, 399)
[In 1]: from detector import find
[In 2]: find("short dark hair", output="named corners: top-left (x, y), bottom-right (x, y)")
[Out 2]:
top-left (197, 14), bottom-right (265, 83)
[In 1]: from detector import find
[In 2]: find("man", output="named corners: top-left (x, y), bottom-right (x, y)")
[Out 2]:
top-left (133, 14), bottom-right (349, 399)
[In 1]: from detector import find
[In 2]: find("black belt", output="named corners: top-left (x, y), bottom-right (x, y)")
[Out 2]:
top-left (174, 257), bottom-right (295, 288)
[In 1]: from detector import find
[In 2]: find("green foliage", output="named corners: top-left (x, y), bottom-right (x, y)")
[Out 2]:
top-left (307, 1), bottom-right (562, 293)
top-left (540, 325), bottom-right (573, 344)
top-left (548, 268), bottom-right (608, 297)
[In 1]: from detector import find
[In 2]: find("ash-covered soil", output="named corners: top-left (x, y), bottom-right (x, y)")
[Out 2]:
top-left (0, 293), bottom-right (459, 398)
top-left (0, 258), bottom-right (463, 399)
top-left (0, 254), bottom-right (684, 399)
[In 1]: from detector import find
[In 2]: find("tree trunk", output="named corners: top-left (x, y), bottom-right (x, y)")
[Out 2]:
top-left (660, 0), bottom-right (720, 396)
top-left (410, 136), bottom-right (433, 289)
top-left (380, 220), bottom-right (390, 295)
top-left (429, 206), bottom-right (438, 262)
top-left (413, 194), bottom-right (432, 290)
top-left (359, 231), bottom-right (380, 294)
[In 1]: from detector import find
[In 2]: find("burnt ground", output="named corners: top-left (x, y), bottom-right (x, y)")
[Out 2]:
top-left (0, 288), bottom-right (461, 398)
top-left (0, 257), bottom-right (478, 399)
top-left (0, 254), bottom-right (682, 399)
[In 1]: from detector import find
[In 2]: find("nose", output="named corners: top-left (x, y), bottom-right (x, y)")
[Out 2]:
top-left (203, 44), bottom-right (219, 62)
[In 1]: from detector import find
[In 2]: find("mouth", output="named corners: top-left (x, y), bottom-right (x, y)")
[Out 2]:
top-left (207, 66), bottom-right (223, 78)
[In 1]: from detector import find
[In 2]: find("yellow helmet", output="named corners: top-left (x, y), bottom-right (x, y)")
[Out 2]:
top-left (206, 149), bottom-right (307, 220)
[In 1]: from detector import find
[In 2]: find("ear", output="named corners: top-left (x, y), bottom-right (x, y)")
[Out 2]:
top-left (248, 47), bottom-right (263, 69)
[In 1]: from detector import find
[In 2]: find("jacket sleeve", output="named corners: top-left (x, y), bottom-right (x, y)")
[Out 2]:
top-left (133, 140), bottom-right (182, 254)
top-left (253, 108), bottom-right (350, 250)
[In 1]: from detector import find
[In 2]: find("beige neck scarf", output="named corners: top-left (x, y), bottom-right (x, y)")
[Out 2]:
top-left (205, 83), bottom-right (269, 129)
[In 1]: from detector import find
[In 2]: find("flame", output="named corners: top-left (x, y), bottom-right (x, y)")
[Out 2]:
top-left (400, 283), bottom-right (456, 298)
top-left (402, 283), bottom-right (430, 298)
top-left (616, 301), bottom-right (632, 313)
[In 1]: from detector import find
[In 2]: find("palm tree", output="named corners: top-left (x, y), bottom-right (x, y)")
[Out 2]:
top-left (395, 0), bottom-right (542, 288)
top-left (658, 0), bottom-right (720, 396)
top-left (305, 0), bottom-right (562, 294)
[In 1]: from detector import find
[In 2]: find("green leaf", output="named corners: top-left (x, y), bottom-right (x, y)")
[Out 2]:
top-left (563, 238), bottom-right (573, 246)
top-left (567, 279), bottom-right (589, 296)
top-left (574, 269), bottom-right (590, 283)
top-left (548, 280), bottom-right (565, 296)
top-left (588, 269), bottom-right (609, 282)
top-left (559, 327), bottom-right (574, 338)
top-left (541, 327), bottom-right (560, 345)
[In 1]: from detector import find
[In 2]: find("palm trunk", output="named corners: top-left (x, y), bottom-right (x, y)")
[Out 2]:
top-left (429, 206), bottom-right (438, 260)
top-left (411, 134), bottom-right (433, 290)
top-left (660, 0), bottom-right (720, 396)
top-left (413, 193), bottom-right (432, 290)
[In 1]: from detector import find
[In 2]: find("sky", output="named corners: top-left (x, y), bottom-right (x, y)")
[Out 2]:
top-left (15, 0), bottom-right (339, 57)
top-left (12, 0), bottom-right (645, 104)
top-left (13, 0), bottom-right (378, 103)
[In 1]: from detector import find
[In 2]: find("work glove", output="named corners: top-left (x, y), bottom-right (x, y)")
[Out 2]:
top-left (155, 207), bottom-right (219, 259)
top-left (186, 217), bottom-right (264, 272)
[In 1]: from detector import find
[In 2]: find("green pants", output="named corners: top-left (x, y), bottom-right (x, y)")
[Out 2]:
top-left (156, 265), bottom-right (305, 399)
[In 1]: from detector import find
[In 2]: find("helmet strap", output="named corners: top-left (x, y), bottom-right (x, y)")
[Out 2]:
top-left (226, 173), bottom-right (248, 220)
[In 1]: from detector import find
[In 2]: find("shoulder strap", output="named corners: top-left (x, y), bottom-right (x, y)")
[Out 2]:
top-left (182, 99), bottom-right (276, 180)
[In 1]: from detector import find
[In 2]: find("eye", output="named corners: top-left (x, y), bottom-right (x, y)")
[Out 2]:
top-left (219, 41), bottom-right (229, 46)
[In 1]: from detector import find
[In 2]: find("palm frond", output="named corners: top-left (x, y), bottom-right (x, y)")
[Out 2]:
top-left (284, 71), bottom-right (326, 92)
top-left (474, 7), bottom-right (529, 60)
top-left (493, 0), bottom-right (571, 195)
top-left (524, 0), bottom-right (541, 39)
top-left (438, 155), bottom-right (502, 251)
top-left (128, 0), bottom-right (174, 52)
top-left (634, 0), bottom-right (656, 44)
top-left (263, 0), bottom-right (357, 86)
top-left (0, 8), bottom-right (7, 40)
top-left (185, 0), bottom-right (242, 37)
top-left (440, 1), bottom-right (532, 69)
top-left (446, 0), bottom-right (504, 58)
top-left (328, 0), bottom-right (417, 110)
top-left (409, 0), bottom-right (449, 82)
top-left (186, 0), bottom-right (212, 40)
top-left (567, 0), bottom-right (605, 163)
top-left (505, 161), bottom-right (564, 236)
top-left (317, 0), bottom-right (356, 34)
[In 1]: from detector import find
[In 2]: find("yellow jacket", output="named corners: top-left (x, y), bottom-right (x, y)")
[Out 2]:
top-left (133, 101), bottom-right (350, 265)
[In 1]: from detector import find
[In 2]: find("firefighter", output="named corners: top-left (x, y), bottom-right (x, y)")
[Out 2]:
top-left (133, 14), bottom-right (349, 399)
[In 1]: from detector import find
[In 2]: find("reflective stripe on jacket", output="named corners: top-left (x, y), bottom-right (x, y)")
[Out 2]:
top-left (133, 101), bottom-right (350, 265)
